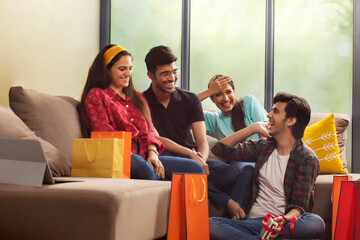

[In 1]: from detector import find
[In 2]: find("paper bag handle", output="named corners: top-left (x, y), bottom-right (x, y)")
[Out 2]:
top-left (84, 141), bottom-right (102, 162)
top-left (94, 132), bottom-right (118, 138)
top-left (190, 176), bottom-right (206, 202)
top-left (109, 132), bottom-right (116, 138)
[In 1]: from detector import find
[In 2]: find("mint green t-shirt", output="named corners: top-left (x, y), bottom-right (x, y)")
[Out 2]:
top-left (203, 95), bottom-right (268, 141)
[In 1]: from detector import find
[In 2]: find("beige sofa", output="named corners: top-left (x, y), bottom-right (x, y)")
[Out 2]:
top-left (1, 86), bottom-right (359, 240)
top-left (0, 86), bottom-right (171, 240)
top-left (207, 112), bottom-right (360, 240)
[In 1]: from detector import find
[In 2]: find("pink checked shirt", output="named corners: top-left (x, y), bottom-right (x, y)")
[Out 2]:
top-left (84, 87), bottom-right (164, 159)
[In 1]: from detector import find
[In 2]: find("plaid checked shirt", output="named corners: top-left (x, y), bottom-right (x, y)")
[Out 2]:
top-left (211, 138), bottom-right (319, 215)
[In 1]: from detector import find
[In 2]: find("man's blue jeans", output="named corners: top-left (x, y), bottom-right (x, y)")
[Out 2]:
top-left (209, 213), bottom-right (325, 240)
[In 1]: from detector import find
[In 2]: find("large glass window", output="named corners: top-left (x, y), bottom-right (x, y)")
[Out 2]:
top-left (190, 0), bottom-right (266, 110)
top-left (274, 0), bottom-right (352, 113)
top-left (111, 0), bottom-right (182, 92)
top-left (108, 0), bottom-right (358, 171)
top-left (274, 0), bottom-right (353, 168)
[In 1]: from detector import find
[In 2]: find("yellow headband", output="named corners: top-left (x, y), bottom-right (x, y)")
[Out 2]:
top-left (103, 45), bottom-right (126, 66)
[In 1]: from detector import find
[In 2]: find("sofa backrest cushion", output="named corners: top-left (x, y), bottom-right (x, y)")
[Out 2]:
top-left (0, 106), bottom-right (71, 177)
top-left (9, 86), bottom-right (83, 163)
top-left (303, 113), bottom-right (347, 174)
top-left (308, 113), bottom-right (350, 172)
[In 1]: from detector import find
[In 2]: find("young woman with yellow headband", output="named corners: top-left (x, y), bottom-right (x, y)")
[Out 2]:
top-left (79, 44), bottom-right (204, 180)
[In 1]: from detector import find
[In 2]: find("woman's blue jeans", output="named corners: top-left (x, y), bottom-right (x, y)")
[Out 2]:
top-left (130, 153), bottom-right (204, 180)
top-left (207, 160), bottom-right (255, 210)
top-left (209, 213), bottom-right (325, 240)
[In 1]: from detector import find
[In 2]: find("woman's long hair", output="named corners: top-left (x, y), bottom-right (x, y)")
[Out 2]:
top-left (79, 44), bottom-right (151, 137)
top-left (211, 75), bottom-right (247, 132)
top-left (231, 98), bottom-right (246, 132)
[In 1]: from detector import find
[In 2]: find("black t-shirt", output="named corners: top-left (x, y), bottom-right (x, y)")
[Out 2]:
top-left (143, 85), bottom-right (205, 150)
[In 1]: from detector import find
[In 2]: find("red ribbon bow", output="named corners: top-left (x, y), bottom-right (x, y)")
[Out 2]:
top-left (262, 214), bottom-right (297, 238)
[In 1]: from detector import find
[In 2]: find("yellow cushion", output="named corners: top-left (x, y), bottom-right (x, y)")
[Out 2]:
top-left (302, 113), bottom-right (346, 174)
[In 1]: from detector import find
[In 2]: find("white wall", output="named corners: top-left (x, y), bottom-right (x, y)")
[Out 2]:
top-left (0, 0), bottom-right (100, 106)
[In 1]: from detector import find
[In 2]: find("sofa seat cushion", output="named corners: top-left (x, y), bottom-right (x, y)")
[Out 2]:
top-left (0, 178), bottom-right (171, 240)
top-left (9, 86), bottom-right (83, 163)
top-left (0, 106), bottom-right (70, 177)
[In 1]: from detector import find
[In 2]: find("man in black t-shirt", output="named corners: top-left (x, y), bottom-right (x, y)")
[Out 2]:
top-left (143, 46), bottom-right (247, 220)
top-left (143, 85), bottom-right (205, 151)
top-left (142, 45), bottom-right (209, 173)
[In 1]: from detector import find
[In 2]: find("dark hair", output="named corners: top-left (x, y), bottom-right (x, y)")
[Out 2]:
top-left (79, 44), bottom-right (151, 137)
top-left (273, 92), bottom-right (311, 139)
top-left (210, 75), bottom-right (247, 131)
top-left (145, 45), bottom-right (177, 74)
top-left (231, 100), bottom-right (247, 131)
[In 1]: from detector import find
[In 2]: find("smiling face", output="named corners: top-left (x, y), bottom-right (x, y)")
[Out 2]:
top-left (149, 62), bottom-right (178, 94)
top-left (210, 84), bottom-right (236, 117)
top-left (267, 101), bottom-right (295, 138)
top-left (109, 55), bottom-right (133, 89)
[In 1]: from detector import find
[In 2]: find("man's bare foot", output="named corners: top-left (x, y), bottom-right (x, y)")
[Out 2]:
top-left (226, 199), bottom-right (246, 220)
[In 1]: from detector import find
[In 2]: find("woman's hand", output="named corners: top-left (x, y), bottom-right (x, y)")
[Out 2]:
top-left (190, 149), bottom-right (209, 175)
top-left (208, 75), bottom-right (231, 94)
top-left (252, 122), bottom-right (271, 138)
top-left (198, 75), bottom-right (231, 101)
top-left (147, 150), bottom-right (165, 179)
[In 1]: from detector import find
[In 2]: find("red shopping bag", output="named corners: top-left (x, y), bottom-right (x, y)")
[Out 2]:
top-left (167, 173), bottom-right (209, 240)
top-left (91, 131), bottom-right (131, 179)
top-left (331, 175), bottom-right (352, 239)
top-left (334, 181), bottom-right (360, 240)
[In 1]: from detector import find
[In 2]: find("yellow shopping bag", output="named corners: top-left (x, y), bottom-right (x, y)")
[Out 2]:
top-left (71, 138), bottom-right (128, 178)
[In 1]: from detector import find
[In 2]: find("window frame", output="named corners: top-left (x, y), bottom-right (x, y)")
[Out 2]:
top-left (352, 0), bottom-right (360, 173)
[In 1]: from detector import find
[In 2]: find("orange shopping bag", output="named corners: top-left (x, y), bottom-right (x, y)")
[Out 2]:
top-left (91, 131), bottom-right (131, 179)
top-left (331, 175), bottom-right (352, 239)
top-left (167, 173), bottom-right (209, 240)
top-left (334, 181), bottom-right (360, 240)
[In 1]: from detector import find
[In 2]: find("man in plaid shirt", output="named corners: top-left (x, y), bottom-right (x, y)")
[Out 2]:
top-left (209, 92), bottom-right (325, 240)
